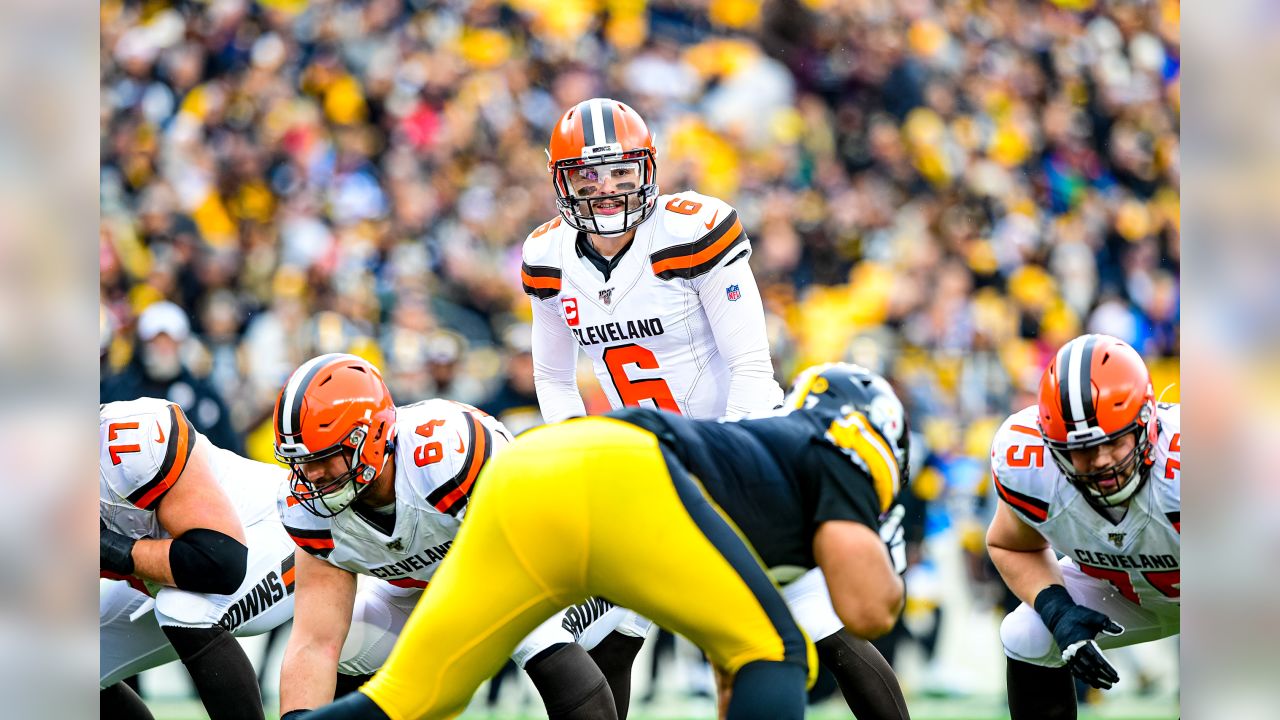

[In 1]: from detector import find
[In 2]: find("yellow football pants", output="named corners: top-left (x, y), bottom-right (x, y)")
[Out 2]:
top-left (361, 417), bottom-right (816, 719)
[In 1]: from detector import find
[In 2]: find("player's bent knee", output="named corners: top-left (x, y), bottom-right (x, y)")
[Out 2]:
top-left (1000, 605), bottom-right (1061, 667)
top-left (836, 602), bottom-right (898, 640)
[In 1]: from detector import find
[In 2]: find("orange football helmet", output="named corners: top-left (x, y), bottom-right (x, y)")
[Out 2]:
top-left (1037, 334), bottom-right (1157, 506)
top-left (547, 98), bottom-right (659, 236)
top-left (274, 353), bottom-right (397, 517)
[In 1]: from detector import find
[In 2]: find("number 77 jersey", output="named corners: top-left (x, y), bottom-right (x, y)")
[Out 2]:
top-left (990, 403), bottom-right (1181, 608)
top-left (521, 190), bottom-right (781, 421)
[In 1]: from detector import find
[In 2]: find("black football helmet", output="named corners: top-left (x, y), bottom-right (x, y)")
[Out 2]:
top-left (784, 362), bottom-right (911, 510)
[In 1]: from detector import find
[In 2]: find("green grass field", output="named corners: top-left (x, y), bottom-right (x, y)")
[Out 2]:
top-left (146, 696), bottom-right (1179, 719)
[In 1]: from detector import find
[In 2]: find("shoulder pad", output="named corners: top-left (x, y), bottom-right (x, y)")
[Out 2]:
top-left (100, 399), bottom-right (197, 511)
top-left (649, 192), bottom-right (750, 280)
top-left (989, 407), bottom-right (1053, 523)
top-left (396, 399), bottom-right (509, 518)
top-left (521, 216), bottom-right (566, 299)
top-left (277, 482), bottom-right (336, 558)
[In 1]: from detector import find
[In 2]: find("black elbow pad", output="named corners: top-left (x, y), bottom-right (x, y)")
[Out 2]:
top-left (169, 528), bottom-right (248, 594)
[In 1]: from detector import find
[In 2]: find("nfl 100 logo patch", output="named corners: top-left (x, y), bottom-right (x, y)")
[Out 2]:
top-left (725, 284), bottom-right (741, 301)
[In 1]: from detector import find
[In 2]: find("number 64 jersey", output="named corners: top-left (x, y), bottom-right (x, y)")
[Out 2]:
top-left (521, 190), bottom-right (783, 423)
top-left (990, 403), bottom-right (1181, 608)
top-left (277, 399), bottom-right (513, 587)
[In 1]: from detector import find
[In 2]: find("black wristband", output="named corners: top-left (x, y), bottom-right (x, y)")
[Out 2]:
top-left (100, 521), bottom-right (137, 575)
top-left (281, 710), bottom-right (311, 719)
top-left (1032, 584), bottom-right (1075, 631)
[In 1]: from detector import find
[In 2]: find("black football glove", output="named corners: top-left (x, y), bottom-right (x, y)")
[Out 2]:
top-left (1034, 584), bottom-right (1125, 689)
top-left (101, 519), bottom-right (137, 576)
top-left (878, 504), bottom-right (908, 576)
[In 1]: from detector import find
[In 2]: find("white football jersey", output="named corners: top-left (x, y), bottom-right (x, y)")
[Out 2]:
top-left (277, 399), bottom-right (513, 588)
top-left (522, 190), bottom-right (782, 421)
top-left (990, 404), bottom-right (1181, 607)
top-left (100, 398), bottom-right (283, 542)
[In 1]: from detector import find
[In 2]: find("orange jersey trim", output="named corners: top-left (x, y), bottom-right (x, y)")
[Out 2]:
top-left (992, 471), bottom-right (1050, 522)
top-left (129, 405), bottom-right (195, 510)
top-left (650, 217), bottom-right (744, 277)
top-left (427, 412), bottom-right (491, 517)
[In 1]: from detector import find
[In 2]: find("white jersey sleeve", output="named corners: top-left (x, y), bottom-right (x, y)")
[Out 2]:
top-left (650, 192), bottom-right (782, 417)
top-left (989, 406), bottom-right (1054, 526)
top-left (1150, 403), bottom-right (1181, 532)
top-left (100, 398), bottom-right (198, 539)
top-left (691, 241), bottom-right (781, 417)
top-left (522, 219), bottom-right (586, 424)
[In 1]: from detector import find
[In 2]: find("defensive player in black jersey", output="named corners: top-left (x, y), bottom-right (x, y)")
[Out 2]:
top-left (301, 363), bottom-right (910, 720)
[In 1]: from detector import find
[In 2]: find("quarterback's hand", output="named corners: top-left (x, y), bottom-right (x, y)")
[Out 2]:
top-left (1034, 585), bottom-right (1124, 689)
top-left (878, 505), bottom-right (907, 576)
top-left (100, 519), bottom-right (137, 576)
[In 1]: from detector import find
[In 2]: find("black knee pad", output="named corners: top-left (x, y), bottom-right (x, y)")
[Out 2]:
top-left (524, 642), bottom-right (619, 720)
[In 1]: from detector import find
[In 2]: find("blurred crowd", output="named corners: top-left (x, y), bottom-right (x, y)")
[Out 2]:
top-left (100, 0), bottom-right (1179, 700)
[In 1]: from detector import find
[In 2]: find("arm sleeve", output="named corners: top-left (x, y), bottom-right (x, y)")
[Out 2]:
top-left (530, 296), bottom-right (587, 423)
top-left (694, 254), bottom-right (784, 418)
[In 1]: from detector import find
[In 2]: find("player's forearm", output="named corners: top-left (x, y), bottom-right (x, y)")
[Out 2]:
top-left (533, 375), bottom-right (587, 423)
top-left (129, 529), bottom-right (248, 594)
top-left (130, 538), bottom-right (176, 586)
top-left (987, 544), bottom-right (1065, 607)
top-left (280, 637), bottom-right (343, 712)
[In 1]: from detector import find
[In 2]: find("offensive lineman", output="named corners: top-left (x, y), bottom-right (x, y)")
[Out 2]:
top-left (273, 354), bottom-right (626, 720)
top-left (100, 398), bottom-right (295, 719)
top-left (522, 96), bottom-right (909, 719)
top-left (986, 334), bottom-right (1180, 719)
top-left (287, 362), bottom-right (910, 720)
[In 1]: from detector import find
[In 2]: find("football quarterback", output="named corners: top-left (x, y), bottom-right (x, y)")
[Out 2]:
top-left (522, 97), bottom-right (909, 720)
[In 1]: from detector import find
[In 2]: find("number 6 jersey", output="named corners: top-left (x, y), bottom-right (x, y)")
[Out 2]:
top-left (990, 403), bottom-right (1181, 607)
top-left (522, 190), bottom-right (783, 422)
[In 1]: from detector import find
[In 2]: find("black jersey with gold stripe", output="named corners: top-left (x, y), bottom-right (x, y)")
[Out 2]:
top-left (607, 407), bottom-right (882, 570)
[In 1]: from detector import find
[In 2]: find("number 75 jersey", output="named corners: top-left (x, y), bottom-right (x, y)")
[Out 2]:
top-left (521, 191), bottom-right (781, 420)
top-left (990, 403), bottom-right (1181, 607)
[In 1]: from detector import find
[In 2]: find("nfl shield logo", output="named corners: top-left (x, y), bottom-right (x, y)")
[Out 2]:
top-left (1107, 532), bottom-right (1125, 548)
top-left (599, 288), bottom-right (613, 305)
top-left (726, 284), bottom-right (741, 301)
